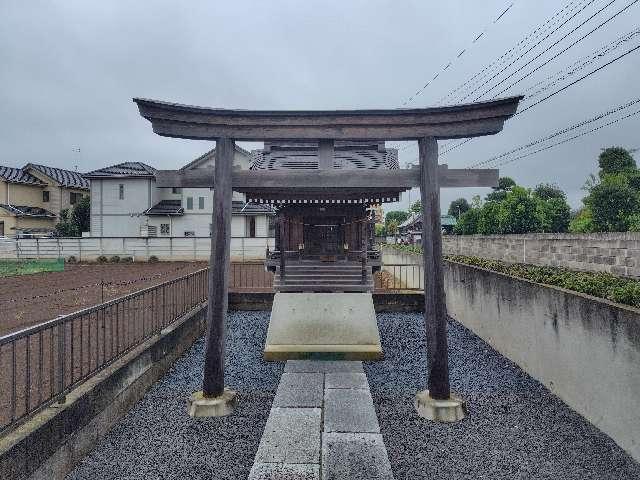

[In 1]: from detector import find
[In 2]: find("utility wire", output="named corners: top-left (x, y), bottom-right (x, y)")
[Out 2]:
top-left (468, 97), bottom-right (640, 168)
top-left (491, 0), bottom-right (639, 98)
top-left (400, 1), bottom-right (516, 106)
top-left (437, 0), bottom-right (588, 105)
top-left (491, 108), bottom-right (640, 167)
top-left (461, 0), bottom-right (599, 101)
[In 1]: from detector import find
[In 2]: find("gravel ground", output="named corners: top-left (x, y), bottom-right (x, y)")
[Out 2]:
top-left (67, 311), bottom-right (640, 479)
top-left (364, 313), bottom-right (640, 480)
top-left (66, 311), bottom-right (283, 480)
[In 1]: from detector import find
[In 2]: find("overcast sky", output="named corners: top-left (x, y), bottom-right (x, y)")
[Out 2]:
top-left (1, 0), bottom-right (638, 213)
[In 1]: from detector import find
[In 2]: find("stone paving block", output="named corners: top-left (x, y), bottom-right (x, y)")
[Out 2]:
top-left (325, 372), bottom-right (369, 390)
top-left (273, 373), bottom-right (324, 407)
top-left (323, 388), bottom-right (379, 433)
top-left (284, 360), bottom-right (364, 374)
top-left (249, 463), bottom-right (320, 480)
top-left (322, 433), bottom-right (394, 480)
top-left (254, 408), bottom-right (322, 464)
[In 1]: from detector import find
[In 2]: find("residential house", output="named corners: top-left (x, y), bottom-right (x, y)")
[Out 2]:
top-left (86, 146), bottom-right (274, 238)
top-left (0, 164), bottom-right (89, 237)
top-left (397, 212), bottom-right (457, 244)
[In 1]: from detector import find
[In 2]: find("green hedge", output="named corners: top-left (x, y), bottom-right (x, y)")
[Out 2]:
top-left (0, 258), bottom-right (65, 277)
top-left (383, 244), bottom-right (640, 308)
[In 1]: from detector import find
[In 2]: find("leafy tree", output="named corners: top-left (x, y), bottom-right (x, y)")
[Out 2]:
top-left (586, 174), bottom-right (639, 232)
top-left (386, 220), bottom-right (399, 235)
top-left (477, 201), bottom-right (501, 234)
top-left (453, 208), bottom-right (481, 235)
top-left (486, 176), bottom-right (515, 202)
top-left (497, 186), bottom-right (541, 234)
top-left (385, 210), bottom-right (408, 228)
top-left (55, 196), bottom-right (90, 237)
top-left (598, 147), bottom-right (636, 178)
top-left (533, 183), bottom-right (570, 233)
top-left (569, 208), bottom-right (594, 233)
top-left (448, 198), bottom-right (470, 218)
top-left (375, 224), bottom-right (386, 237)
top-left (409, 200), bottom-right (422, 214)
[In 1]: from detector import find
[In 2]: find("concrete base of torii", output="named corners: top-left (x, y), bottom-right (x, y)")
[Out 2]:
top-left (263, 292), bottom-right (383, 361)
top-left (414, 390), bottom-right (467, 422)
top-left (187, 388), bottom-right (238, 417)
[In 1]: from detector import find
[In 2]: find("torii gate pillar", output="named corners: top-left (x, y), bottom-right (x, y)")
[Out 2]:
top-left (415, 137), bottom-right (466, 421)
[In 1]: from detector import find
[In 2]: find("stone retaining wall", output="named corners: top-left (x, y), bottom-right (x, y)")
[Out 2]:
top-left (442, 232), bottom-right (640, 278)
top-left (444, 260), bottom-right (640, 461)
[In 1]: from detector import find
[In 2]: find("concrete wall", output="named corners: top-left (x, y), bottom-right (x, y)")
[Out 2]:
top-left (0, 303), bottom-right (208, 480)
top-left (444, 260), bottom-right (640, 461)
top-left (442, 232), bottom-right (640, 278)
top-left (0, 236), bottom-right (275, 261)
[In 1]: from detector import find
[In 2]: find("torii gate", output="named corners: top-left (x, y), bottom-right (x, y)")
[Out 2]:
top-left (133, 96), bottom-right (522, 419)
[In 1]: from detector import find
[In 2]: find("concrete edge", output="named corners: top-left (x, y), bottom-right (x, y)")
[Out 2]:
top-left (0, 303), bottom-right (207, 480)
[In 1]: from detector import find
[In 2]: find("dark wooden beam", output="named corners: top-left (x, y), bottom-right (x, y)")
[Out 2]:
top-left (419, 136), bottom-right (451, 400)
top-left (134, 96), bottom-right (522, 141)
top-left (155, 165), bottom-right (498, 190)
top-left (202, 137), bottom-right (233, 397)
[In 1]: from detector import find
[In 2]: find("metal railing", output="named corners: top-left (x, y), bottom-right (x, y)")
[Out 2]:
top-left (374, 264), bottom-right (424, 291)
top-left (0, 268), bottom-right (208, 434)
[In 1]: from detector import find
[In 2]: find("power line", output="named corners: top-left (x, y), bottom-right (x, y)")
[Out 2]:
top-left (491, 108), bottom-right (640, 167)
top-left (492, 0), bottom-right (639, 99)
top-left (437, 0), bottom-right (589, 106)
top-left (516, 43), bottom-right (640, 115)
top-left (468, 97), bottom-right (640, 168)
top-left (400, 1), bottom-right (516, 106)
top-left (460, 0), bottom-right (600, 102)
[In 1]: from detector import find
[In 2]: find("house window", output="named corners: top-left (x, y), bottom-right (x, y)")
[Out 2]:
top-left (42, 191), bottom-right (50, 203)
top-left (268, 216), bottom-right (276, 237)
top-left (70, 192), bottom-right (82, 205)
top-left (160, 223), bottom-right (170, 235)
top-left (118, 184), bottom-right (124, 200)
top-left (247, 216), bottom-right (256, 238)
top-left (184, 231), bottom-right (195, 237)
top-left (198, 196), bottom-right (205, 209)
top-left (146, 225), bottom-right (158, 237)
top-left (186, 197), bottom-right (193, 210)
top-left (172, 187), bottom-right (182, 194)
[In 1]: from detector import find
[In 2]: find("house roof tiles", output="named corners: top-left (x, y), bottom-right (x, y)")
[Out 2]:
top-left (0, 166), bottom-right (46, 186)
top-left (84, 162), bottom-right (157, 178)
top-left (25, 163), bottom-right (89, 189)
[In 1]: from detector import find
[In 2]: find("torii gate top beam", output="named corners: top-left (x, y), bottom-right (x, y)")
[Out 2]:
top-left (133, 96), bottom-right (522, 141)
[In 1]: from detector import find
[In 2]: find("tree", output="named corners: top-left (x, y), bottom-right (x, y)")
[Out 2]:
top-left (497, 186), bottom-right (541, 234)
top-left (448, 198), bottom-right (470, 218)
top-left (533, 183), bottom-right (570, 233)
top-left (598, 147), bottom-right (636, 178)
top-left (375, 224), bottom-right (386, 237)
top-left (55, 196), bottom-right (91, 237)
top-left (453, 208), bottom-right (481, 235)
top-left (409, 200), bottom-right (422, 214)
top-left (477, 201), bottom-right (501, 234)
top-left (385, 210), bottom-right (409, 228)
top-left (386, 220), bottom-right (399, 235)
top-left (586, 174), bottom-right (639, 232)
top-left (485, 176), bottom-right (515, 202)
top-left (569, 208), bottom-right (594, 233)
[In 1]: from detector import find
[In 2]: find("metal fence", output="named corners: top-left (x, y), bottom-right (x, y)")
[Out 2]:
top-left (375, 263), bottom-right (424, 291)
top-left (0, 268), bottom-right (208, 434)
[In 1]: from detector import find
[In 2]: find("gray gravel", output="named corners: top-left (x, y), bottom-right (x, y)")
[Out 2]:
top-left (364, 312), bottom-right (640, 480)
top-left (67, 311), bottom-right (283, 480)
top-left (67, 311), bottom-right (640, 479)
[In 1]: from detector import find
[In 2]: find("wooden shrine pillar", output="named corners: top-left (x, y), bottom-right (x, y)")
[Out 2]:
top-left (202, 137), bottom-right (234, 397)
top-left (418, 137), bottom-right (451, 399)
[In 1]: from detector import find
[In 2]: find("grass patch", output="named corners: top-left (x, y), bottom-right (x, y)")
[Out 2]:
top-left (0, 258), bottom-right (65, 277)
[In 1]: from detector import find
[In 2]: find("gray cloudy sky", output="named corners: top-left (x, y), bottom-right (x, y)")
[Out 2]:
top-left (1, 0), bottom-right (638, 212)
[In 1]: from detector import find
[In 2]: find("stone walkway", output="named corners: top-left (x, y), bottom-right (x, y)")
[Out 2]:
top-left (249, 360), bottom-right (394, 480)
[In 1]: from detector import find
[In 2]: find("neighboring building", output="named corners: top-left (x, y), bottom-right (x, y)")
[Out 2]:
top-left (0, 164), bottom-right (89, 237)
top-left (398, 212), bottom-right (457, 244)
top-left (86, 147), bottom-right (274, 238)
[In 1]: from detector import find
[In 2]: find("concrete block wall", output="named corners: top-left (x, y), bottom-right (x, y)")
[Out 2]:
top-left (444, 260), bottom-right (640, 461)
top-left (442, 232), bottom-right (640, 278)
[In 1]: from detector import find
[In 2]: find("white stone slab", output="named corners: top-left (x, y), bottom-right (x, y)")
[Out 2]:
top-left (284, 360), bottom-right (364, 374)
top-left (323, 388), bottom-right (380, 433)
top-left (325, 372), bottom-right (369, 390)
top-left (254, 408), bottom-right (321, 464)
top-left (273, 373), bottom-right (324, 407)
top-left (322, 433), bottom-right (394, 480)
top-left (249, 463), bottom-right (320, 480)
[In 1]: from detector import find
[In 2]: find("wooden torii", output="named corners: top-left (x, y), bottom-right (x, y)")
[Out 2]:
top-left (133, 96), bottom-right (522, 418)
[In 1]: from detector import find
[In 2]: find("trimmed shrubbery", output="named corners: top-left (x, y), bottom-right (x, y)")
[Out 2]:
top-left (384, 244), bottom-right (640, 308)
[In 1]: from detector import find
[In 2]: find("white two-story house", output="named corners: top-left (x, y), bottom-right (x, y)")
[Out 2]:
top-left (85, 146), bottom-right (274, 238)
